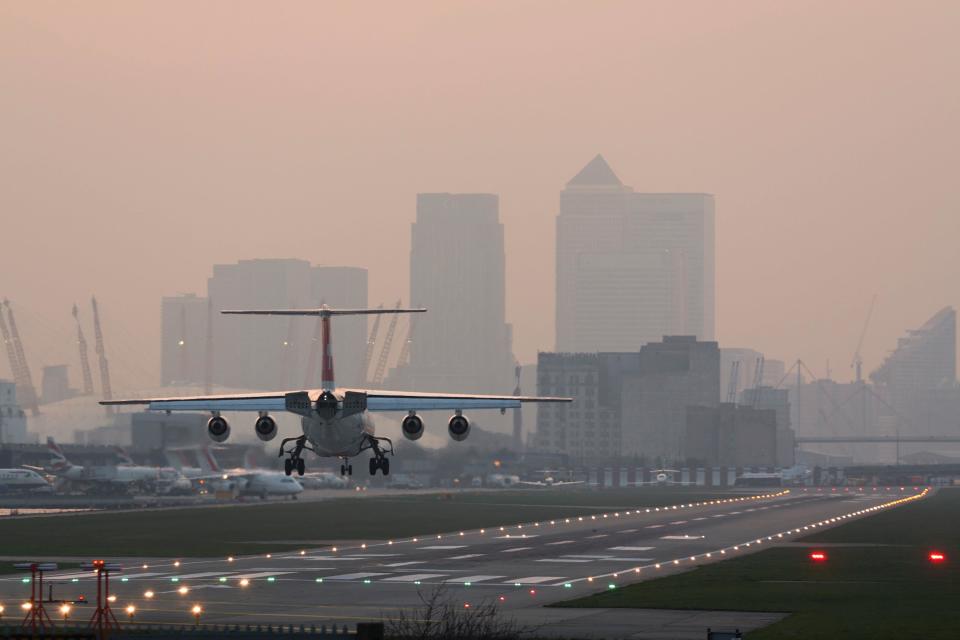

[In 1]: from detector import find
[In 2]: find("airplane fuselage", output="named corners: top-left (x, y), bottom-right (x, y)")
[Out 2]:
top-left (300, 407), bottom-right (374, 458)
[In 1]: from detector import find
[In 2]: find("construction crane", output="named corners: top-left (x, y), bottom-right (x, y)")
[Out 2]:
top-left (726, 360), bottom-right (740, 404)
top-left (370, 300), bottom-right (401, 387)
top-left (2, 300), bottom-right (39, 414)
top-left (91, 296), bottom-right (113, 414)
top-left (359, 303), bottom-right (385, 385)
top-left (0, 303), bottom-right (20, 389)
top-left (752, 355), bottom-right (765, 389)
top-left (394, 311), bottom-right (419, 370)
top-left (72, 304), bottom-right (95, 395)
top-left (851, 294), bottom-right (877, 384)
top-left (204, 297), bottom-right (213, 394)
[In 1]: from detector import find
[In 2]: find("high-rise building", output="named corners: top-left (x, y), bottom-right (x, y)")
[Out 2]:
top-left (390, 194), bottom-right (515, 395)
top-left (534, 336), bottom-right (720, 464)
top-left (0, 380), bottom-right (29, 443)
top-left (556, 155), bottom-right (715, 352)
top-left (162, 260), bottom-right (367, 391)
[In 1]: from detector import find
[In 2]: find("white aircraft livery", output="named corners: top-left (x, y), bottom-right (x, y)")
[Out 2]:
top-left (103, 307), bottom-right (571, 477)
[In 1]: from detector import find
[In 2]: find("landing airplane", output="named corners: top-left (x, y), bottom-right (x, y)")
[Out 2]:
top-left (518, 469), bottom-right (584, 487)
top-left (103, 307), bottom-right (571, 477)
top-left (628, 469), bottom-right (695, 486)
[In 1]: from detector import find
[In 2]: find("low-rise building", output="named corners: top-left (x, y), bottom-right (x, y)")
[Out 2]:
top-left (685, 403), bottom-right (778, 467)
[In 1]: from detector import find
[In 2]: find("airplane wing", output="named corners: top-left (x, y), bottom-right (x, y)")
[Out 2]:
top-left (355, 389), bottom-right (571, 412)
top-left (102, 389), bottom-right (571, 413)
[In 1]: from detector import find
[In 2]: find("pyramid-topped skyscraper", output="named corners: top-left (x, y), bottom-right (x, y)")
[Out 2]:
top-left (555, 155), bottom-right (715, 352)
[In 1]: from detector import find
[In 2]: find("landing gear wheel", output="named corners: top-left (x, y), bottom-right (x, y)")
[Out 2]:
top-left (340, 464), bottom-right (346, 476)
top-left (284, 459), bottom-right (294, 476)
top-left (381, 458), bottom-right (390, 476)
top-left (348, 464), bottom-right (353, 475)
top-left (296, 458), bottom-right (305, 476)
top-left (369, 457), bottom-right (379, 476)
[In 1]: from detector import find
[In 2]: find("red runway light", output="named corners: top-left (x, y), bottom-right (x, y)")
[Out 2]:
top-left (929, 552), bottom-right (946, 563)
top-left (809, 551), bottom-right (827, 562)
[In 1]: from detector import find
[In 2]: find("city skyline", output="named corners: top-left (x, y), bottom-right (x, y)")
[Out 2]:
top-left (2, 2), bottom-right (959, 392)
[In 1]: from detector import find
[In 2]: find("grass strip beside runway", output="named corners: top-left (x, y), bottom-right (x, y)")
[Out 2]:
top-left (0, 488), bottom-right (730, 558)
top-left (557, 487), bottom-right (960, 639)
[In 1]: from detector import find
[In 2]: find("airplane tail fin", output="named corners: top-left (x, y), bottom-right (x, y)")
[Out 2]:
top-left (221, 306), bottom-right (426, 390)
top-left (199, 446), bottom-right (221, 473)
top-left (113, 445), bottom-right (135, 466)
top-left (46, 436), bottom-right (72, 471)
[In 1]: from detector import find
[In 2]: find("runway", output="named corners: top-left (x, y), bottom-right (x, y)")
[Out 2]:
top-left (0, 487), bottom-right (926, 637)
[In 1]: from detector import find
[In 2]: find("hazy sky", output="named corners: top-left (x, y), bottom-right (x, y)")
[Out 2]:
top-left (1, 1), bottom-right (958, 391)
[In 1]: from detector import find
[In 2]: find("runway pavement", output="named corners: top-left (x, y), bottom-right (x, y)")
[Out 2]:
top-left (0, 487), bottom-right (928, 638)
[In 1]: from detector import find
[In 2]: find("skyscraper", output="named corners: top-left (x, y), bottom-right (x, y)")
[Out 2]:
top-left (162, 260), bottom-right (367, 391)
top-left (555, 155), bottom-right (715, 352)
top-left (390, 194), bottom-right (515, 395)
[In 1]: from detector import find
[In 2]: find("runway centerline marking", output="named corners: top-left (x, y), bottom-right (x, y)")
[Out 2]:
top-left (661, 535), bottom-right (705, 540)
top-left (384, 561), bottom-right (424, 567)
top-left (504, 576), bottom-right (566, 585)
top-left (421, 545), bottom-right (466, 550)
top-left (608, 546), bottom-right (654, 552)
top-left (501, 547), bottom-right (533, 553)
top-left (446, 554), bottom-right (483, 560)
top-left (546, 540), bottom-right (575, 546)
top-left (585, 534), bottom-right (608, 539)
top-left (536, 559), bottom-right (590, 563)
top-left (382, 573), bottom-right (448, 582)
top-left (645, 524), bottom-right (664, 529)
top-left (446, 575), bottom-right (505, 584)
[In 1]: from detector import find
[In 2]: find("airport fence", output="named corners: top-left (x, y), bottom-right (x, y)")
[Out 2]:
top-left (0, 621), bottom-right (381, 639)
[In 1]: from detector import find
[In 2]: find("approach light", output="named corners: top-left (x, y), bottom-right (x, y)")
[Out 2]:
top-left (929, 551), bottom-right (946, 564)
top-left (21, 602), bottom-right (32, 611)
top-left (239, 579), bottom-right (250, 587)
top-left (178, 586), bottom-right (189, 596)
top-left (809, 551), bottom-right (827, 562)
top-left (144, 590), bottom-right (154, 599)
top-left (60, 604), bottom-right (71, 619)
top-left (125, 604), bottom-right (135, 619)
top-left (107, 595), bottom-right (117, 603)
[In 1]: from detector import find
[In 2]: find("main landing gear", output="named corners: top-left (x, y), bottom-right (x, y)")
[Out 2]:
top-left (360, 434), bottom-right (394, 476)
top-left (278, 435), bottom-right (316, 476)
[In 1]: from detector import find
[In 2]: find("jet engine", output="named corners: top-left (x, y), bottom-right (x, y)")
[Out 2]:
top-left (401, 414), bottom-right (424, 441)
top-left (207, 416), bottom-right (231, 443)
top-left (255, 415), bottom-right (278, 442)
top-left (447, 414), bottom-right (470, 442)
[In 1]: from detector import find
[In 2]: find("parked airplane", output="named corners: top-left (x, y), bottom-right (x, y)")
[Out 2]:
top-left (187, 446), bottom-right (303, 500)
top-left (103, 306), bottom-right (571, 477)
top-left (0, 468), bottom-right (52, 494)
top-left (113, 446), bottom-right (192, 494)
top-left (35, 438), bottom-right (191, 494)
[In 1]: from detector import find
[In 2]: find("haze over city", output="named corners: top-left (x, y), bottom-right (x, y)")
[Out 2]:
top-left (2, 1), bottom-right (959, 389)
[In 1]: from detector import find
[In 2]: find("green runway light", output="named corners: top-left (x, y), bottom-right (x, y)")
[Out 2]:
top-left (170, 578), bottom-right (179, 582)
top-left (21, 578), bottom-right (30, 584)
top-left (71, 578), bottom-right (79, 583)
top-left (363, 579), bottom-right (371, 584)
top-left (514, 582), bottom-right (521, 587)
top-left (315, 578), bottom-right (323, 583)
top-left (464, 582), bottom-right (472, 587)
top-left (608, 584), bottom-right (616, 590)
top-left (563, 583), bottom-right (572, 588)
top-left (267, 577), bottom-right (276, 582)
top-left (219, 577), bottom-right (227, 583)
top-left (121, 578), bottom-right (129, 582)
top-left (414, 581), bottom-right (421, 585)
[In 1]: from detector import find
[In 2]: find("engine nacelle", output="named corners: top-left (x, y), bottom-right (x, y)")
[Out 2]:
top-left (255, 415), bottom-right (278, 442)
top-left (207, 416), bottom-right (231, 443)
top-left (401, 414), bottom-right (424, 441)
top-left (447, 414), bottom-right (470, 442)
